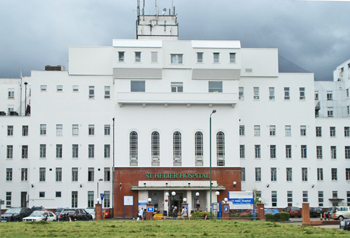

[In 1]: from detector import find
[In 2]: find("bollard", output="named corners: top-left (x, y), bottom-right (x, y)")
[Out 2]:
top-left (320, 213), bottom-right (322, 220)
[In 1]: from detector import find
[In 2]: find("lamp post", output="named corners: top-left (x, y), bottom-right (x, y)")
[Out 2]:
top-left (171, 191), bottom-right (176, 207)
top-left (209, 109), bottom-right (216, 218)
top-left (195, 192), bottom-right (200, 210)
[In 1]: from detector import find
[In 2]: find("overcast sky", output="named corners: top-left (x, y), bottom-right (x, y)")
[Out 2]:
top-left (0, 0), bottom-right (349, 81)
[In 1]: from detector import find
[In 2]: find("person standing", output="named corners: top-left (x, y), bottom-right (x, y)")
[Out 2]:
top-left (139, 208), bottom-right (144, 220)
top-left (172, 206), bottom-right (178, 220)
top-left (143, 209), bottom-right (147, 220)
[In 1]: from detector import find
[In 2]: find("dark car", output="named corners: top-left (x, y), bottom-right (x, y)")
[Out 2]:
top-left (342, 218), bottom-right (350, 230)
top-left (310, 207), bottom-right (323, 218)
top-left (0, 207), bottom-right (32, 222)
top-left (55, 208), bottom-right (66, 220)
top-left (58, 209), bottom-right (93, 221)
top-left (283, 206), bottom-right (301, 218)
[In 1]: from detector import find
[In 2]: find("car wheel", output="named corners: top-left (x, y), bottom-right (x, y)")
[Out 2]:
top-left (339, 216), bottom-right (344, 221)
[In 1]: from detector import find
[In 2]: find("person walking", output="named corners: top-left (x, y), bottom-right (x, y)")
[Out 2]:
top-left (139, 208), bottom-right (144, 220)
top-left (172, 206), bottom-right (178, 220)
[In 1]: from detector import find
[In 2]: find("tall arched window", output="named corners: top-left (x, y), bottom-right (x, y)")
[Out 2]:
top-left (216, 131), bottom-right (225, 166)
top-left (173, 131), bottom-right (181, 166)
top-left (151, 131), bottom-right (160, 166)
top-left (130, 131), bottom-right (138, 166)
top-left (195, 131), bottom-right (203, 166)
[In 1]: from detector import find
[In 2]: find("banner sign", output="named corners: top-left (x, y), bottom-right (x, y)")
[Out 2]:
top-left (228, 191), bottom-right (254, 209)
top-left (145, 173), bottom-right (209, 179)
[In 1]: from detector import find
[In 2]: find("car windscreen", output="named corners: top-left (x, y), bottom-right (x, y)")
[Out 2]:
top-left (30, 211), bottom-right (45, 217)
top-left (62, 210), bottom-right (76, 215)
top-left (5, 208), bottom-right (22, 214)
top-left (291, 207), bottom-right (300, 211)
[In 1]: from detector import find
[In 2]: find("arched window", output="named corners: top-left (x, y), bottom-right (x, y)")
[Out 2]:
top-left (151, 131), bottom-right (160, 166)
top-left (195, 132), bottom-right (203, 166)
top-left (130, 131), bottom-right (138, 166)
top-left (173, 131), bottom-right (181, 166)
top-left (216, 131), bottom-right (225, 166)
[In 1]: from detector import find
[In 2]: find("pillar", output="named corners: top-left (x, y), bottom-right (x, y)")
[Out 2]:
top-left (95, 203), bottom-right (102, 220)
top-left (164, 191), bottom-right (169, 217)
top-left (257, 203), bottom-right (265, 220)
top-left (186, 191), bottom-right (192, 215)
top-left (221, 203), bottom-right (230, 220)
top-left (302, 203), bottom-right (310, 225)
top-left (146, 203), bottom-right (154, 220)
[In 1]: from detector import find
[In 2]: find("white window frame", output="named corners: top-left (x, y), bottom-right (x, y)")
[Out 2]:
top-left (171, 54), bottom-right (183, 64)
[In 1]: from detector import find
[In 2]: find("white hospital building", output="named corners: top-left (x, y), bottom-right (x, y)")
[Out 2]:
top-left (0, 2), bottom-right (349, 217)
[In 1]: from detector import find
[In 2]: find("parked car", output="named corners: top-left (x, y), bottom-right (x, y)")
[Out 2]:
top-left (55, 208), bottom-right (66, 220)
top-left (265, 209), bottom-right (279, 215)
top-left (23, 210), bottom-right (56, 222)
top-left (58, 209), bottom-right (93, 221)
top-left (335, 206), bottom-right (350, 221)
top-left (85, 208), bottom-right (95, 220)
top-left (309, 207), bottom-right (323, 218)
top-left (341, 218), bottom-right (350, 230)
top-left (323, 207), bottom-right (336, 220)
top-left (283, 207), bottom-right (301, 218)
top-left (103, 208), bottom-right (110, 218)
top-left (0, 207), bottom-right (32, 222)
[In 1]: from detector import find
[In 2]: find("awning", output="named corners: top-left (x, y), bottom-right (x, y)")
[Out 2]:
top-left (328, 198), bottom-right (344, 201)
top-left (131, 186), bottom-right (226, 191)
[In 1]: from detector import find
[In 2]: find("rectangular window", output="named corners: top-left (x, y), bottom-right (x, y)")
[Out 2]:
top-left (316, 126), bottom-right (322, 137)
top-left (57, 85), bottom-right (63, 92)
top-left (285, 125), bottom-right (291, 136)
top-left (300, 125), bottom-right (306, 136)
top-left (327, 91), bottom-right (333, 100)
top-left (269, 87), bottom-right (275, 100)
top-left (88, 191), bottom-right (94, 208)
top-left (240, 145), bottom-right (245, 158)
top-left (229, 53), bottom-right (236, 63)
top-left (131, 81), bottom-right (145, 92)
top-left (303, 191), bottom-right (308, 202)
top-left (331, 168), bottom-right (337, 181)
top-left (239, 125), bottom-right (245, 136)
top-left (22, 125), bottom-right (28, 136)
top-left (208, 81), bottom-right (222, 93)
top-left (104, 191), bottom-right (110, 207)
top-left (104, 144), bottom-right (110, 158)
top-left (269, 125), bottom-right (276, 136)
top-left (7, 145), bottom-right (13, 159)
top-left (88, 124), bottom-right (95, 135)
top-left (301, 145), bottom-right (307, 158)
top-left (317, 168), bottom-right (323, 181)
top-left (135, 52), bottom-right (141, 62)
top-left (347, 191), bottom-right (350, 206)
top-left (72, 191), bottom-right (78, 208)
top-left (56, 144), bottom-right (62, 158)
top-left (271, 167), bottom-right (277, 181)
top-left (255, 145), bottom-right (261, 158)
top-left (255, 167), bottom-right (261, 181)
top-left (7, 125), bottom-right (13, 136)
top-left (56, 124), bottom-right (63, 136)
top-left (286, 168), bottom-right (292, 181)
top-left (330, 127), bottom-right (336, 137)
top-left (39, 168), bottom-right (46, 181)
top-left (56, 168), bottom-right (62, 182)
top-left (328, 107), bottom-right (333, 117)
top-left (72, 168), bottom-right (78, 181)
top-left (333, 191), bottom-right (338, 198)
top-left (315, 91), bottom-right (319, 100)
top-left (118, 51), bottom-right (124, 62)
top-left (253, 87), bottom-right (259, 100)
top-left (347, 88), bottom-right (350, 97)
top-left (104, 125), bottom-right (110, 135)
top-left (171, 54), bottom-right (183, 64)
top-left (89, 86), bottom-right (95, 99)
top-left (88, 145), bottom-right (95, 158)
top-left (104, 167), bottom-right (110, 181)
top-left (8, 89), bottom-right (14, 99)
top-left (72, 124), bottom-right (79, 135)
top-left (284, 87), bottom-right (290, 100)
top-left (40, 144), bottom-right (46, 158)
top-left (104, 86), bottom-right (110, 99)
top-left (331, 146), bottom-right (337, 159)
top-left (22, 145), bottom-right (28, 159)
top-left (40, 124), bottom-right (46, 135)
top-left (88, 167), bottom-right (94, 181)
top-left (21, 168), bottom-right (28, 181)
top-left (287, 191), bottom-right (293, 207)
top-left (316, 146), bottom-right (322, 159)
top-left (318, 191), bottom-right (323, 207)
top-left (171, 82), bottom-right (183, 92)
top-left (286, 145), bottom-right (292, 158)
top-left (346, 169), bottom-right (350, 181)
top-left (151, 52), bottom-right (158, 63)
top-left (345, 146), bottom-right (350, 159)
top-left (254, 125), bottom-right (260, 136)
top-left (270, 145), bottom-right (276, 159)
top-left (299, 87), bottom-right (305, 100)
top-left (56, 191), bottom-right (61, 197)
top-left (239, 87), bottom-right (244, 100)
top-left (345, 127), bottom-right (350, 137)
top-left (72, 144), bottom-right (79, 158)
top-left (302, 167), bottom-right (308, 181)
top-left (73, 85), bottom-right (79, 92)
top-left (6, 192), bottom-right (11, 208)
top-left (213, 52), bottom-right (219, 63)
top-left (271, 191), bottom-right (277, 207)
top-left (41, 85), bottom-right (47, 91)
top-left (6, 168), bottom-right (12, 181)
top-left (241, 168), bottom-right (245, 182)
top-left (197, 52), bottom-right (203, 63)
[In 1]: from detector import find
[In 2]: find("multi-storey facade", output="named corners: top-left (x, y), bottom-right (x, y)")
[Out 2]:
top-left (0, 4), bottom-right (349, 217)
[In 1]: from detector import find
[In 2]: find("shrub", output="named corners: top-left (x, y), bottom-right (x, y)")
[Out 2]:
top-left (265, 212), bottom-right (289, 222)
top-left (192, 211), bottom-right (210, 219)
top-left (265, 213), bottom-right (274, 221)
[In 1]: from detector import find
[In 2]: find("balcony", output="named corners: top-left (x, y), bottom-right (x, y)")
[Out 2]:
top-left (117, 92), bottom-right (238, 107)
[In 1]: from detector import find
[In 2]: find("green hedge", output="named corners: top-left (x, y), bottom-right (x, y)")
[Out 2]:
top-left (192, 211), bottom-right (211, 218)
top-left (230, 213), bottom-right (252, 217)
top-left (265, 212), bottom-right (289, 222)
